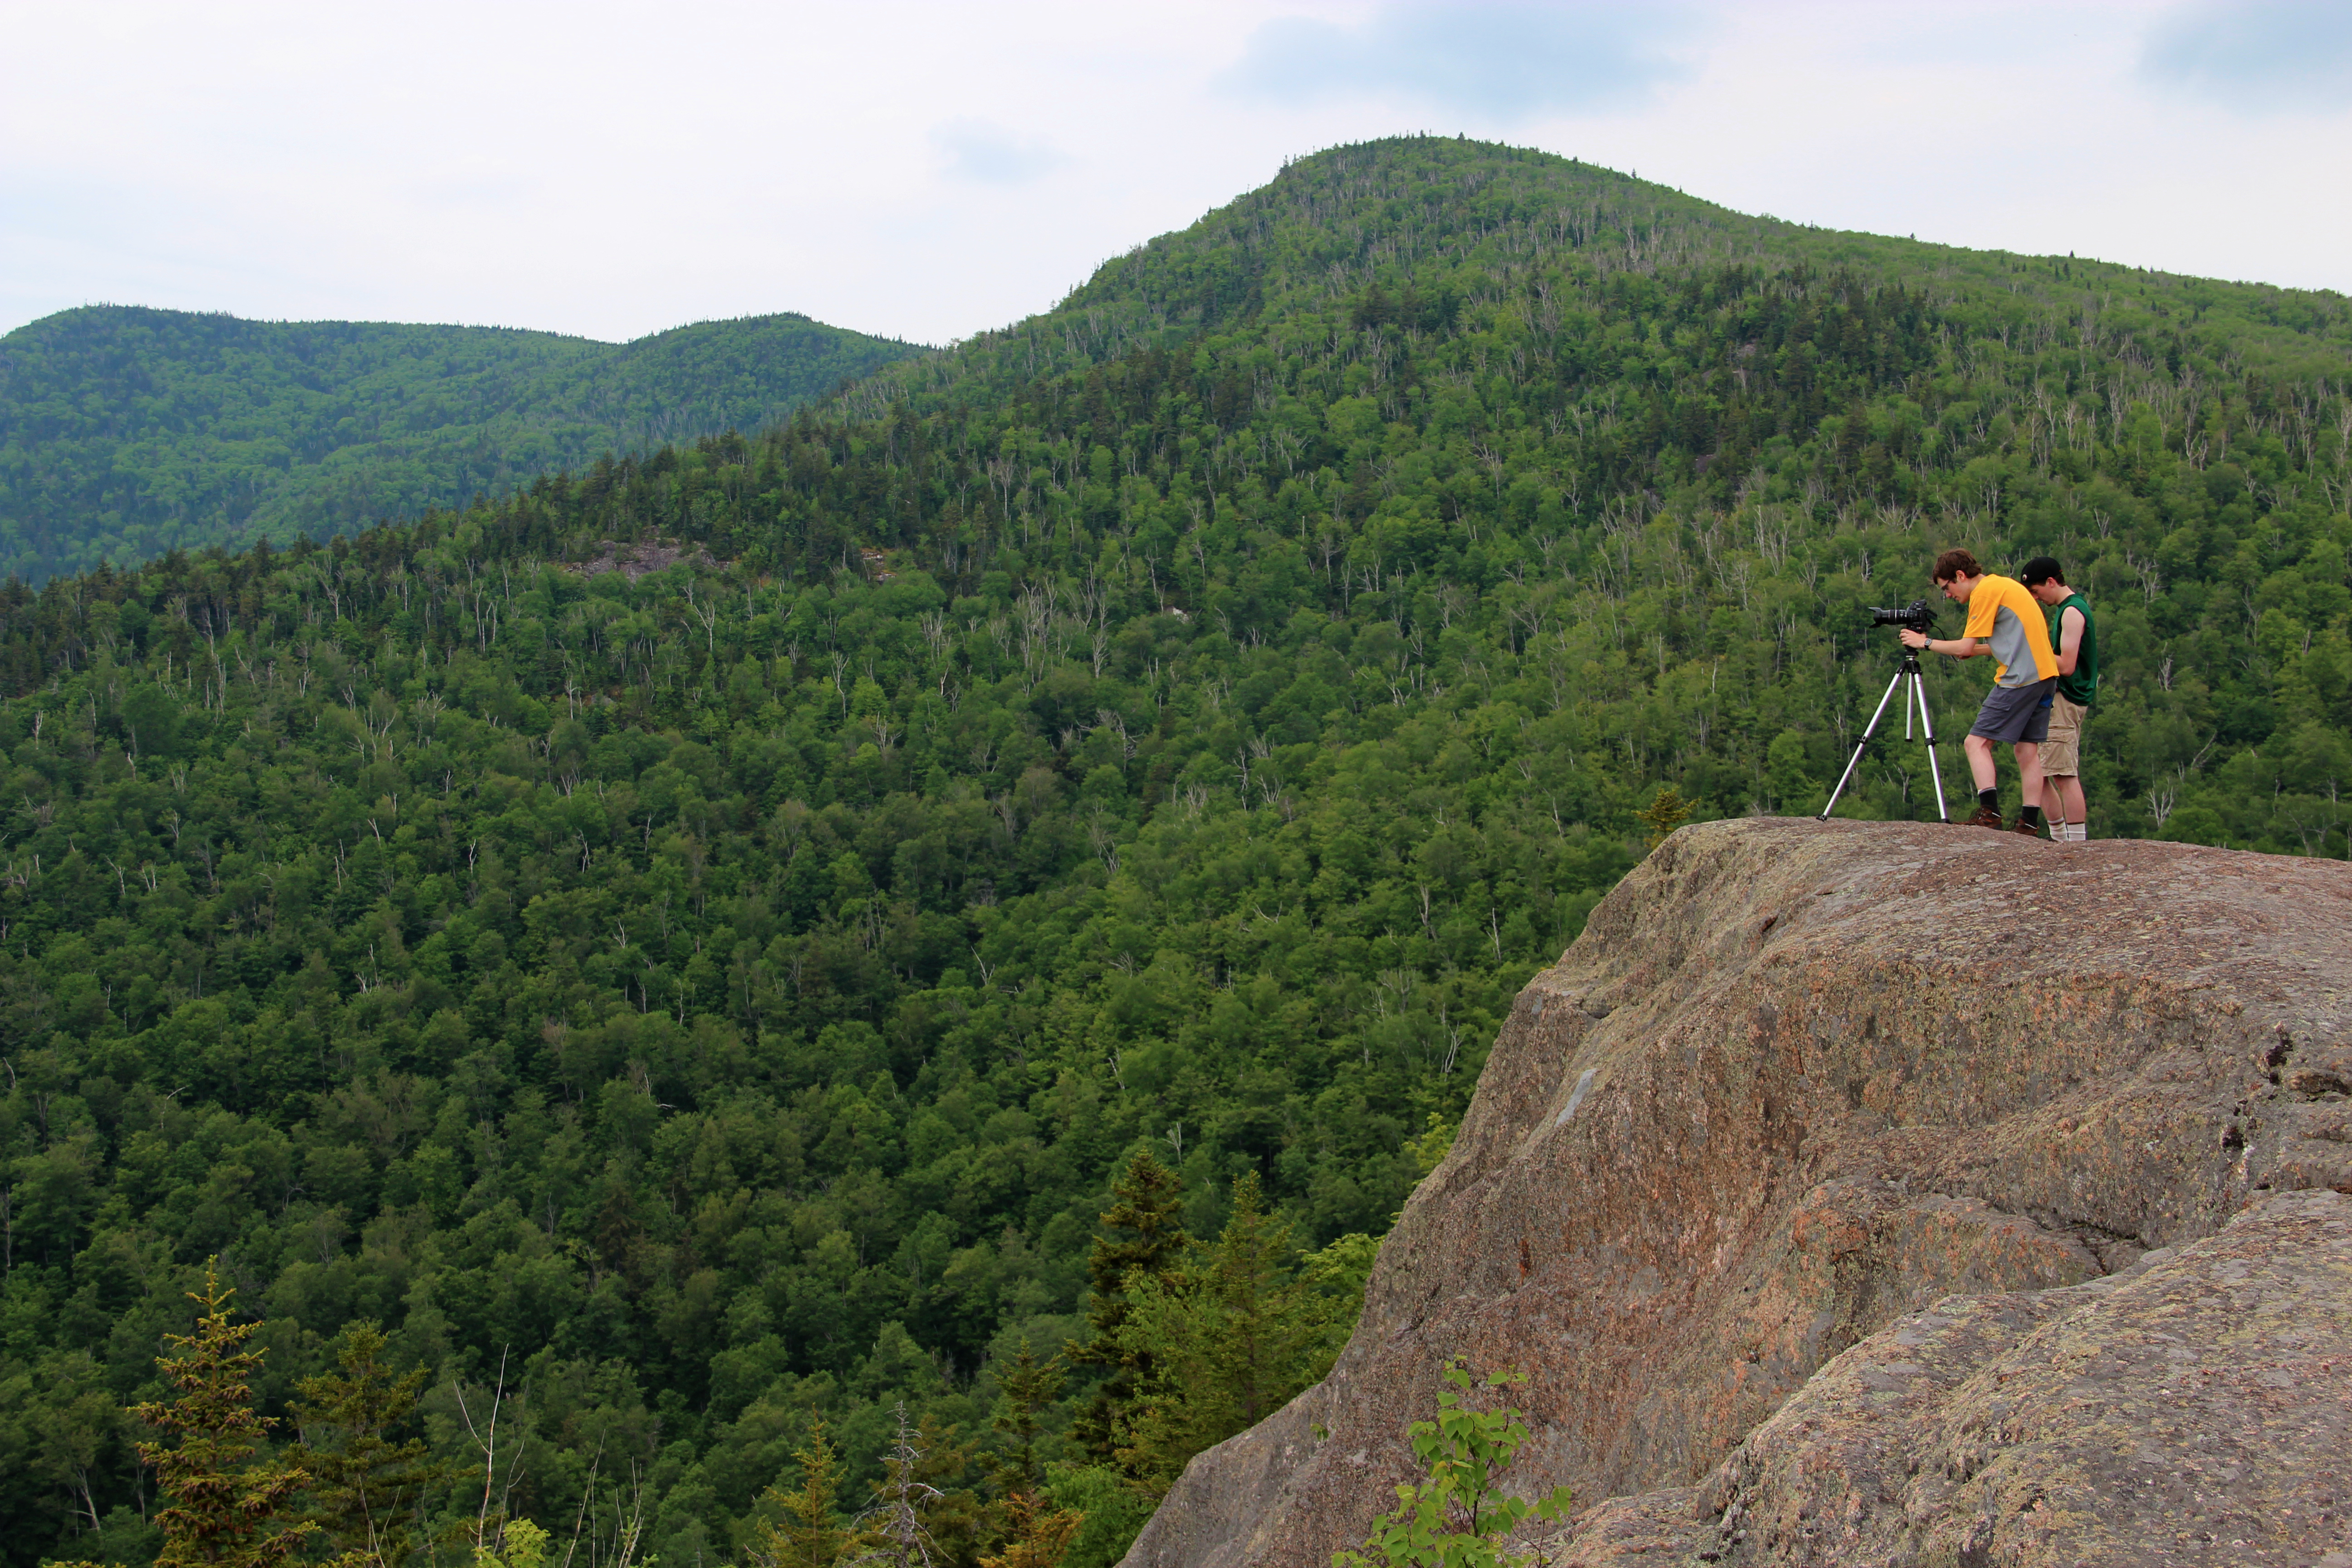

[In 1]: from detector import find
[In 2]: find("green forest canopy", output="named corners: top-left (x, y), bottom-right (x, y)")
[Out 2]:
top-left (0, 307), bottom-right (930, 584)
top-left (0, 135), bottom-right (2347, 1568)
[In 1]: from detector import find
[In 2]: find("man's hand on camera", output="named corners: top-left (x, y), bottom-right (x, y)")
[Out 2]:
top-left (1898, 627), bottom-right (1931, 651)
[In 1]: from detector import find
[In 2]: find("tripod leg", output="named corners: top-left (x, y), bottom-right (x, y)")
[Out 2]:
top-left (1818, 666), bottom-right (1909, 821)
top-left (1912, 671), bottom-right (1950, 823)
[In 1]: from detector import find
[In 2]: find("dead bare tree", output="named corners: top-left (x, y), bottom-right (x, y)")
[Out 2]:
top-left (848, 1403), bottom-right (946, 1568)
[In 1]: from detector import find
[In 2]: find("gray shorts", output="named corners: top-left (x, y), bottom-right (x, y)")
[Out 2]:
top-left (1970, 678), bottom-right (2055, 744)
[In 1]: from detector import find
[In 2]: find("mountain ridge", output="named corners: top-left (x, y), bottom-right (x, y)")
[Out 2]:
top-left (869, 136), bottom-right (2347, 424)
top-left (0, 304), bottom-right (931, 582)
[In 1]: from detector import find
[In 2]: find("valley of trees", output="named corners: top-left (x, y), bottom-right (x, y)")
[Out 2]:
top-left (0, 136), bottom-right (2347, 1568)
top-left (0, 309), bottom-right (928, 584)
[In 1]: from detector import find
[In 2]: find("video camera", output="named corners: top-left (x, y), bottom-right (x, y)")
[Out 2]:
top-left (1869, 600), bottom-right (1936, 634)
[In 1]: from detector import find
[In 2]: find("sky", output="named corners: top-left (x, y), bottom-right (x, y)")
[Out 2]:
top-left (4, 0), bottom-right (2349, 347)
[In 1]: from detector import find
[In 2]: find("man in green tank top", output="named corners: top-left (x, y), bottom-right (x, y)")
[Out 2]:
top-left (2022, 558), bottom-right (2097, 841)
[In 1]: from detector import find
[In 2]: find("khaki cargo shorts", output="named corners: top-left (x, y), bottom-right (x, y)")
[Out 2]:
top-left (2041, 691), bottom-right (2087, 775)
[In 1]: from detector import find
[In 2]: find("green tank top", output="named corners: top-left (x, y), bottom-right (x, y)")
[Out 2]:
top-left (2052, 592), bottom-right (2097, 705)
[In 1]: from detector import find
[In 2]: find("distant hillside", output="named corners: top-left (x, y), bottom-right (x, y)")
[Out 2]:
top-left (0, 306), bottom-right (931, 580)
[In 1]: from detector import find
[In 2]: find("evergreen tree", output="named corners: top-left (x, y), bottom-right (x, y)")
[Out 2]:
top-left (1197, 1173), bottom-right (1314, 1432)
top-left (752, 1414), bottom-right (858, 1568)
top-left (289, 1321), bottom-right (441, 1568)
top-left (990, 1339), bottom-right (1065, 1493)
top-left (1110, 1173), bottom-right (1323, 1493)
top-left (1635, 785), bottom-right (1694, 849)
top-left (976, 1491), bottom-right (1083, 1568)
top-left (1068, 1150), bottom-right (1188, 1458)
top-left (131, 1263), bottom-right (315, 1568)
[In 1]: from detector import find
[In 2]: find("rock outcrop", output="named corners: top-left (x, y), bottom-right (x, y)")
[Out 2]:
top-left (1122, 819), bottom-right (2352, 1568)
top-left (1552, 1189), bottom-right (2350, 1564)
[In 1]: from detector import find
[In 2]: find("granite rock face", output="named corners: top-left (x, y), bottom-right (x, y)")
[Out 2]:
top-left (1548, 1189), bottom-right (2352, 1565)
top-left (1119, 819), bottom-right (2352, 1568)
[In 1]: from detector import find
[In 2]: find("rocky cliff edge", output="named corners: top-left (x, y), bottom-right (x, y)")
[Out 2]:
top-left (1121, 818), bottom-right (2352, 1568)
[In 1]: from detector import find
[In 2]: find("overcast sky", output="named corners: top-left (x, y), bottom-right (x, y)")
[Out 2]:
top-left (4, 0), bottom-right (2348, 347)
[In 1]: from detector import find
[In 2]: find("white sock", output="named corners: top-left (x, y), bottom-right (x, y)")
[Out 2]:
top-left (2067, 821), bottom-right (2088, 842)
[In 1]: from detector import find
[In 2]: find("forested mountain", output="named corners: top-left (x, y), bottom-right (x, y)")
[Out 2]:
top-left (0, 136), bottom-right (2348, 1568)
top-left (0, 308), bottom-right (930, 583)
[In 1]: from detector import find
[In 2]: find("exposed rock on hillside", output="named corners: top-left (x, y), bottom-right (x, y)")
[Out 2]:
top-left (1122, 819), bottom-right (2352, 1568)
top-left (570, 533), bottom-right (720, 579)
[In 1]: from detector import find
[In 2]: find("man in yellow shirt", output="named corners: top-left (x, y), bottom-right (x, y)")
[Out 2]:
top-left (1897, 548), bottom-right (2059, 833)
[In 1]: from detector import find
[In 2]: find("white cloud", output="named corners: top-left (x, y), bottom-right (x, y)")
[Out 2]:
top-left (2139, 0), bottom-right (2352, 113)
top-left (1222, 3), bottom-right (1702, 122)
top-left (931, 120), bottom-right (1072, 185)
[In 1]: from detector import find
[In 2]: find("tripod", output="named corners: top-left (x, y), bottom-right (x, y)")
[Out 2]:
top-left (1818, 647), bottom-right (1949, 823)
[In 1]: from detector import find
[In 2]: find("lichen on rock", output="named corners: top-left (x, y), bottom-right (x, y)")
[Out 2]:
top-left (1120, 818), bottom-right (2352, 1568)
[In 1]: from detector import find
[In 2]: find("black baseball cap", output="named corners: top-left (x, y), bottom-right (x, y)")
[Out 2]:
top-left (2019, 556), bottom-right (2064, 586)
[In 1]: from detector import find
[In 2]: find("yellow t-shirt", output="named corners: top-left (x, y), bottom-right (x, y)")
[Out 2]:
top-left (1962, 573), bottom-right (2059, 688)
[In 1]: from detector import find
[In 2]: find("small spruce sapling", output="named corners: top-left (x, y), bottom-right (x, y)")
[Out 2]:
top-left (753, 1413), bottom-right (858, 1568)
top-left (977, 1490), bottom-right (1083, 1568)
top-left (1333, 1361), bottom-right (1573, 1568)
top-left (1635, 786), bottom-right (1692, 851)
